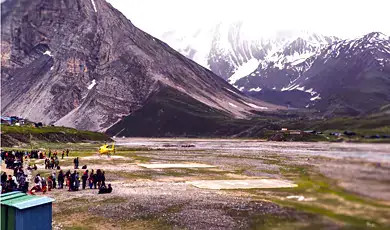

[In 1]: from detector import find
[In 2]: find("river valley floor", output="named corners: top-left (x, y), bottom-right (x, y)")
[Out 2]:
top-left (19, 139), bottom-right (390, 230)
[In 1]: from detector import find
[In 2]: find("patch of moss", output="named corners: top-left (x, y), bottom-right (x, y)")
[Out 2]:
top-left (273, 199), bottom-right (383, 229)
top-left (131, 155), bottom-right (152, 163)
top-left (106, 170), bottom-right (153, 180)
top-left (244, 156), bottom-right (390, 228)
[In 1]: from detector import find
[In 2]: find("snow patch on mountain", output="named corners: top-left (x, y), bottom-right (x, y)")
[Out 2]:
top-left (310, 94), bottom-right (321, 101)
top-left (91, 0), bottom-right (97, 12)
top-left (225, 87), bottom-right (240, 95)
top-left (281, 84), bottom-right (300, 91)
top-left (229, 102), bottom-right (238, 108)
top-left (242, 101), bottom-right (268, 110)
top-left (228, 58), bottom-right (259, 84)
top-left (249, 87), bottom-right (262, 92)
top-left (87, 79), bottom-right (97, 90)
top-left (43, 50), bottom-right (53, 57)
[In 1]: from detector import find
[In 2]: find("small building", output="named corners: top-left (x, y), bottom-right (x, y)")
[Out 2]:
top-left (281, 128), bottom-right (288, 132)
top-left (329, 132), bottom-right (341, 137)
top-left (289, 131), bottom-right (302, 135)
top-left (1, 191), bottom-right (54, 230)
top-left (344, 131), bottom-right (357, 136)
top-left (0, 117), bottom-right (12, 125)
top-left (304, 130), bottom-right (317, 134)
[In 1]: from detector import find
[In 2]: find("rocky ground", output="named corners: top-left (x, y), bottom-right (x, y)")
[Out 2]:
top-left (19, 139), bottom-right (390, 229)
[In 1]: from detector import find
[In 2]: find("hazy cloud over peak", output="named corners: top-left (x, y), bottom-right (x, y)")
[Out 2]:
top-left (108, 0), bottom-right (390, 38)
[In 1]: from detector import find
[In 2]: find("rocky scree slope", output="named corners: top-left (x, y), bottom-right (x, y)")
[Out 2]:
top-left (1, 0), bottom-right (280, 133)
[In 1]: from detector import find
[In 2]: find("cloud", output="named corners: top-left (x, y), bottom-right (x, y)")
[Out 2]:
top-left (108, 0), bottom-right (390, 38)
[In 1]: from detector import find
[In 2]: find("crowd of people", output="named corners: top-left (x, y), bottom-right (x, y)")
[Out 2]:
top-left (1, 170), bottom-right (29, 193)
top-left (2, 150), bottom-right (24, 169)
top-left (30, 168), bottom-right (111, 194)
top-left (1, 149), bottom-right (112, 195)
top-left (1, 150), bottom-right (31, 193)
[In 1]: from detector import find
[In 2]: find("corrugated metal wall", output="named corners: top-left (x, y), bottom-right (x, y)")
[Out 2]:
top-left (15, 204), bottom-right (52, 230)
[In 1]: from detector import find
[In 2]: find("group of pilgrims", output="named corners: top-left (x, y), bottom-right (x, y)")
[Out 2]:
top-left (1, 149), bottom-right (113, 195)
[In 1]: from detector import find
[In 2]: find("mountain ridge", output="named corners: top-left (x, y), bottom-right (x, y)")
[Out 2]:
top-left (160, 22), bottom-right (390, 115)
top-left (1, 0), bottom-right (281, 133)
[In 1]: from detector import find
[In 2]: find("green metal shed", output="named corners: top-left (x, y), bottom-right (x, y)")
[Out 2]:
top-left (1, 192), bottom-right (54, 230)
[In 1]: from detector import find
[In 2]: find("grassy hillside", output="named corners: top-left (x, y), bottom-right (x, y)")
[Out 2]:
top-left (106, 85), bottom-right (254, 137)
top-left (1, 125), bottom-right (112, 147)
top-left (105, 84), bottom-right (390, 142)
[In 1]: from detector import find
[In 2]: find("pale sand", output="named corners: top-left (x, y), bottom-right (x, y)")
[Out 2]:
top-left (186, 179), bottom-right (297, 190)
top-left (137, 163), bottom-right (216, 169)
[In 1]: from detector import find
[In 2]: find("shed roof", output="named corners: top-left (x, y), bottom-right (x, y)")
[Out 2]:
top-left (0, 193), bottom-right (26, 201)
top-left (0, 192), bottom-right (54, 210)
top-left (1, 191), bottom-right (21, 198)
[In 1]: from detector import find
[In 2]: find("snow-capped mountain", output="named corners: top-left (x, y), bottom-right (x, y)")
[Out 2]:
top-left (248, 32), bottom-right (390, 115)
top-left (161, 21), bottom-right (339, 86)
top-left (162, 22), bottom-right (390, 115)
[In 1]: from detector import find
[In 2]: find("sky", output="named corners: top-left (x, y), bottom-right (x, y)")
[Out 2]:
top-left (107, 0), bottom-right (390, 39)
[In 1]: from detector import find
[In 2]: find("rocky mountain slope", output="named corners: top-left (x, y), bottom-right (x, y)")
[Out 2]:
top-left (1, 0), bottom-right (281, 134)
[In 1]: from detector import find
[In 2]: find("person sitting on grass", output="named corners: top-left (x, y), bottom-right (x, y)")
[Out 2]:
top-left (98, 184), bottom-right (112, 194)
top-left (30, 174), bottom-right (42, 194)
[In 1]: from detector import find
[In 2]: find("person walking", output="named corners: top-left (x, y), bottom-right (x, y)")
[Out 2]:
top-left (101, 171), bottom-right (106, 187)
top-left (1, 172), bottom-right (7, 184)
top-left (52, 172), bottom-right (57, 189)
top-left (75, 172), bottom-right (80, 191)
top-left (96, 169), bottom-right (102, 188)
top-left (88, 170), bottom-right (94, 189)
top-left (93, 171), bottom-right (98, 189)
top-left (41, 177), bottom-right (47, 194)
top-left (70, 171), bottom-right (76, 191)
top-left (82, 170), bottom-right (88, 189)
top-left (44, 158), bottom-right (49, 169)
top-left (74, 157), bottom-right (79, 169)
top-left (18, 174), bottom-right (27, 192)
top-left (58, 170), bottom-right (64, 189)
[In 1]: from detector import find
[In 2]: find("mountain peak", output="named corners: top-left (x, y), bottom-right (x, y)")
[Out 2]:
top-left (362, 32), bottom-right (389, 41)
top-left (1, 0), bottom-right (278, 132)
